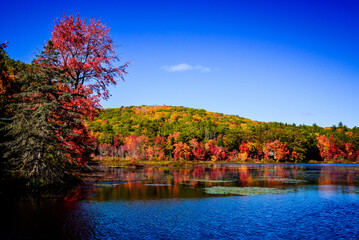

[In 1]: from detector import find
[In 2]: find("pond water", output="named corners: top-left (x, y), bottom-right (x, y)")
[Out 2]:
top-left (1, 163), bottom-right (359, 239)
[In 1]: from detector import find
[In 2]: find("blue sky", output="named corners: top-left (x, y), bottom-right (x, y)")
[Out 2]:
top-left (1, 0), bottom-right (358, 127)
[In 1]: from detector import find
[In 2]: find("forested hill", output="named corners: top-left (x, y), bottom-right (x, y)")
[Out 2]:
top-left (88, 105), bottom-right (359, 162)
top-left (89, 105), bottom-right (255, 142)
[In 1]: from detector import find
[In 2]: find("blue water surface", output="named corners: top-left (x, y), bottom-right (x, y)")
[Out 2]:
top-left (1, 164), bottom-right (359, 239)
top-left (64, 189), bottom-right (359, 239)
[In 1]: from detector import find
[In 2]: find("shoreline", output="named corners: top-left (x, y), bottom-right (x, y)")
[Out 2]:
top-left (92, 158), bottom-right (359, 168)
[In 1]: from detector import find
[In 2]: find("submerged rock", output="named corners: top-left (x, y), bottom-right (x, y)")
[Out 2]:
top-left (204, 186), bottom-right (297, 196)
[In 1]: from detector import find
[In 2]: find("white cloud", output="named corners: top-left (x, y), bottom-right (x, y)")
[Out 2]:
top-left (162, 63), bottom-right (210, 72)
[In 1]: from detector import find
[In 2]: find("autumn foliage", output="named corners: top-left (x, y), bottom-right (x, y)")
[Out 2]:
top-left (264, 140), bottom-right (289, 161)
top-left (90, 106), bottom-right (359, 163)
top-left (1, 14), bottom-right (127, 185)
top-left (49, 15), bottom-right (128, 99)
top-left (317, 135), bottom-right (357, 162)
top-left (42, 14), bottom-right (127, 164)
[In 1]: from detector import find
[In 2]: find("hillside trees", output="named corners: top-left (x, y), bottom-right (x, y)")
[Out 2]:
top-left (89, 106), bottom-right (359, 163)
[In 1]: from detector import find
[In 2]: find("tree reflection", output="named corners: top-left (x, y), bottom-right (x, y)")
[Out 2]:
top-left (68, 164), bottom-right (359, 201)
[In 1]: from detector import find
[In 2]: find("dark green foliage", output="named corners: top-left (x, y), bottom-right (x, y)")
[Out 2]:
top-left (3, 69), bottom-right (76, 186)
top-left (0, 45), bottom-right (30, 181)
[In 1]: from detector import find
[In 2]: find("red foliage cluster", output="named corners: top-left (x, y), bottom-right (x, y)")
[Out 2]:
top-left (205, 140), bottom-right (227, 161)
top-left (50, 15), bottom-right (128, 100)
top-left (317, 135), bottom-right (358, 161)
top-left (173, 142), bottom-right (191, 160)
top-left (95, 134), bottom-right (312, 162)
top-left (239, 141), bottom-right (250, 155)
top-left (189, 139), bottom-right (205, 160)
top-left (264, 140), bottom-right (290, 161)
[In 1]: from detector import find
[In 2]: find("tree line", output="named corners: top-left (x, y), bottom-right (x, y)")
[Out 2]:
top-left (89, 106), bottom-right (359, 163)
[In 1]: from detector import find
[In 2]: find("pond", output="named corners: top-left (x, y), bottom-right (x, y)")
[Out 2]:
top-left (1, 163), bottom-right (359, 239)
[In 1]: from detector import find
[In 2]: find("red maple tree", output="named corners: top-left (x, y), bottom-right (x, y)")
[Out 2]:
top-left (48, 14), bottom-right (128, 100)
top-left (36, 14), bottom-right (128, 165)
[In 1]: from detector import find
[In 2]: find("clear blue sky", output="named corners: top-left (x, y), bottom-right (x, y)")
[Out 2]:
top-left (1, 0), bottom-right (358, 127)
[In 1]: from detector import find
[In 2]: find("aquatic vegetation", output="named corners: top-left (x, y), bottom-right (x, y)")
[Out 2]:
top-left (93, 180), bottom-right (126, 187)
top-left (342, 189), bottom-right (359, 194)
top-left (93, 183), bottom-right (116, 188)
top-left (144, 183), bottom-right (172, 187)
top-left (191, 179), bottom-right (236, 183)
top-left (204, 186), bottom-right (297, 196)
top-left (259, 177), bottom-right (307, 183)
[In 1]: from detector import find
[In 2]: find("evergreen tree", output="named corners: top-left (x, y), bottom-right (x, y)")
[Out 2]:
top-left (3, 65), bottom-right (77, 185)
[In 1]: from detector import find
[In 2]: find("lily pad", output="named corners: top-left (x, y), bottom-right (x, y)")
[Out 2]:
top-left (144, 183), bottom-right (172, 187)
top-left (259, 177), bottom-right (306, 183)
top-left (192, 179), bottom-right (236, 183)
top-left (342, 189), bottom-right (359, 194)
top-left (204, 186), bottom-right (297, 196)
top-left (93, 180), bottom-right (126, 187)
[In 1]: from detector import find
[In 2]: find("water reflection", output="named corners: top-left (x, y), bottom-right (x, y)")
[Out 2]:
top-left (69, 164), bottom-right (359, 201)
top-left (2, 164), bottom-right (359, 239)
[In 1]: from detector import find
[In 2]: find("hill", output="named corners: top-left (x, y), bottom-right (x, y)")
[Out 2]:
top-left (87, 105), bottom-right (359, 163)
